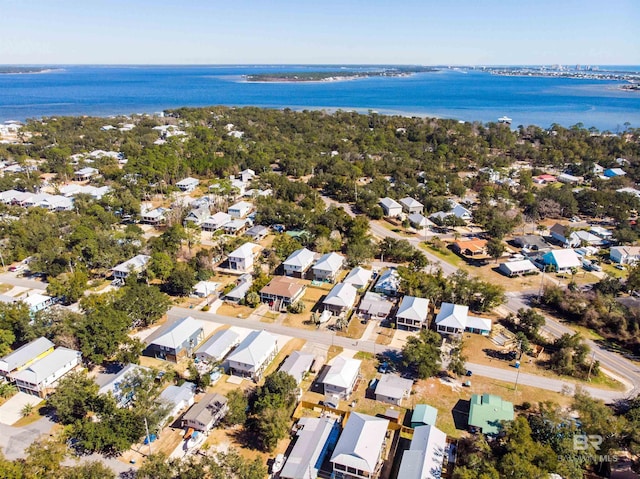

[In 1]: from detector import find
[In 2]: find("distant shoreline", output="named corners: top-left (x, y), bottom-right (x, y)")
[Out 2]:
top-left (0, 67), bottom-right (60, 75)
top-left (244, 67), bottom-right (437, 83)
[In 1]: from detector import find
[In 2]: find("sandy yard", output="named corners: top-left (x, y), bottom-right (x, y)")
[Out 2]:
top-left (217, 302), bottom-right (255, 318)
top-left (462, 331), bottom-right (624, 391)
top-left (412, 373), bottom-right (574, 437)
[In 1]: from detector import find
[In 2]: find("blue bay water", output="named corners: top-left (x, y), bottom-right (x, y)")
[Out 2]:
top-left (0, 65), bottom-right (639, 131)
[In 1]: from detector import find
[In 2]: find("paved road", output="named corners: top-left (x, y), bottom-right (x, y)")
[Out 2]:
top-left (165, 307), bottom-right (387, 356)
top-left (165, 306), bottom-right (625, 401)
top-left (319, 195), bottom-right (640, 400)
top-left (0, 272), bottom-right (47, 290)
top-left (464, 362), bottom-right (625, 402)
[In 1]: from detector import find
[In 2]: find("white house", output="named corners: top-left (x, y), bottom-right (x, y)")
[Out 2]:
top-left (499, 259), bottom-right (539, 277)
top-left (435, 302), bottom-right (492, 336)
top-left (283, 248), bottom-right (317, 278)
top-left (397, 424), bottom-right (448, 479)
top-left (227, 242), bottom-right (261, 272)
top-left (184, 205), bottom-right (210, 226)
top-left (549, 224), bottom-right (577, 248)
top-left (589, 226), bottom-right (613, 241)
top-left (280, 417), bottom-right (339, 479)
top-left (400, 197), bottom-right (424, 214)
top-left (145, 316), bottom-right (205, 362)
top-left (195, 329), bottom-right (240, 363)
top-left (0, 337), bottom-right (54, 379)
top-left (395, 296), bottom-right (429, 331)
top-left (202, 212), bottom-right (231, 231)
top-left (228, 200), bottom-right (253, 219)
top-left (222, 219), bottom-right (249, 236)
top-left (112, 254), bottom-right (151, 280)
top-left (323, 283), bottom-right (358, 315)
top-left (181, 393), bottom-right (228, 432)
top-left (374, 374), bottom-right (413, 405)
top-left (192, 280), bottom-right (219, 298)
top-left (312, 252), bottom-right (345, 282)
top-left (21, 293), bottom-right (55, 314)
top-left (379, 197), bottom-right (402, 217)
top-left (240, 168), bottom-right (256, 183)
top-left (74, 167), bottom-right (99, 181)
top-left (158, 382), bottom-right (197, 420)
top-left (407, 213), bottom-right (431, 229)
top-left (343, 266), bottom-right (373, 290)
top-left (557, 173), bottom-right (583, 184)
top-left (373, 268), bottom-right (401, 296)
top-left (227, 330), bottom-right (278, 381)
top-left (610, 246), bottom-right (640, 265)
top-left (278, 350), bottom-right (315, 385)
top-left (12, 347), bottom-right (81, 397)
top-left (245, 225), bottom-right (269, 241)
top-left (176, 177), bottom-right (200, 192)
top-left (330, 412), bottom-right (389, 479)
top-left (542, 249), bottom-right (581, 272)
top-left (430, 201), bottom-right (472, 222)
top-left (97, 363), bottom-right (148, 408)
top-left (141, 207), bottom-right (167, 225)
top-left (357, 292), bottom-right (394, 320)
top-left (570, 230), bottom-right (606, 247)
top-left (322, 357), bottom-right (361, 400)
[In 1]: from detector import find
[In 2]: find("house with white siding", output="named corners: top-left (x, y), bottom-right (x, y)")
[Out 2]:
top-left (395, 296), bottom-right (429, 331)
top-left (176, 177), bottom-right (200, 192)
top-left (379, 197), bottom-right (402, 217)
top-left (312, 252), bottom-right (345, 282)
top-left (330, 412), bottom-right (388, 479)
top-left (283, 248), bottom-right (317, 278)
top-left (400, 197), bottom-right (424, 214)
top-left (227, 330), bottom-right (278, 381)
top-left (228, 201), bottom-right (253, 219)
top-left (397, 424), bottom-right (448, 479)
top-left (112, 254), bottom-right (151, 280)
top-left (227, 242), bottom-right (261, 272)
top-left (322, 357), bottom-right (361, 400)
top-left (12, 347), bottom-right (81, 397)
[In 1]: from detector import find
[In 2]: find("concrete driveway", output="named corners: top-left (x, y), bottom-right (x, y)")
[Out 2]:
top-left (0, 417), bottom-right (54, 460)
top-left (0, 392), bottom-right (43, 425)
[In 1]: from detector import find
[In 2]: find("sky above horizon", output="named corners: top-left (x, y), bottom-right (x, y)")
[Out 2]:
top-left (0, 0), bottom-right (638, 65)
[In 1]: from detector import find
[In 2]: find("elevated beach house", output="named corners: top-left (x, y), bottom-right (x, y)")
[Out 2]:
top-left (226, 330), bottom-right (278, 381)
top-left (145, 316), bottom-right (204, 362)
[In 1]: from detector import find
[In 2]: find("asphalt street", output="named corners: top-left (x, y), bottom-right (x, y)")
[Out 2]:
top-left (319, 195), bottom-right (640, 400)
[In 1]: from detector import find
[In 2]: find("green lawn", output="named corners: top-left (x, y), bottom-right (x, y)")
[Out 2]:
top-left (422, 244), bottom-right (468, 270)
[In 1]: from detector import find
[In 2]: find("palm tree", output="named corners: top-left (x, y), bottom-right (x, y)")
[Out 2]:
top-left (21, 403), bottom-right (34, 417)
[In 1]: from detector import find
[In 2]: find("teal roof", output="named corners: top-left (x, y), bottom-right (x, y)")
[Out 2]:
top-left (286, 230), bottom-right (308, 238)
top-left (411, 404), bottom-right (438, 427)
top-left (468, 393), bottom-right (514, 435)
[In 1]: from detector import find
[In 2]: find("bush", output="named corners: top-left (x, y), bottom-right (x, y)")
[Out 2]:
top-left (201, 305), bottom-right (210, 312)
top-left (287, 301), bottom-right (306, 314)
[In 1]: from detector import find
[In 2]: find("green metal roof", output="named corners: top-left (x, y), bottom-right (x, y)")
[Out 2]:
top-left (468, 393), bottom-right (514, 435)
top-left (410, 404), bottom-right (438, 427)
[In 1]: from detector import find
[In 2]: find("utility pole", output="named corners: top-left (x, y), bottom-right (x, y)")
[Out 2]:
top-left (538, 266), bottom-right (546, 300)
top-left (587, 351), bottom-right (597, 381)
top-left (144, 417), bottom-right (152, 456)
top-left (514, 340), bottom-right (522, 393)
